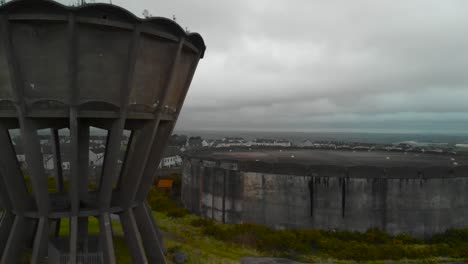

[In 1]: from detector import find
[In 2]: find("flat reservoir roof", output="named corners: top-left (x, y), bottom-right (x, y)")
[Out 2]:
top-left (195, 150), bottom-right (461, 168)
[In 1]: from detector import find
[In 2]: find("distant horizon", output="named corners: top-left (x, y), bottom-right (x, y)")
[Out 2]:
top-left (175, 128), bottom-right (468, 136)
top-left (173, 128), bottom-right (468, 145)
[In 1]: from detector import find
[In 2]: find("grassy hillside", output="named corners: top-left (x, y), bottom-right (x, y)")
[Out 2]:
top-left (54, 212), bottom-right (261, 264)
top-left (157, 212), bottom-right (263, 264)
top-left (155, 212), bottom-right (468, 264)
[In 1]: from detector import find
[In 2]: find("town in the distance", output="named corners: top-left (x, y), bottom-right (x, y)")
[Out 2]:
top-left (10, 130), bottom-right (468, 176)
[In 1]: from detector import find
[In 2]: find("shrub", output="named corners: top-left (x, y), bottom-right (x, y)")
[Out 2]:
top-left (231, 233), bottom-right (259, 248)
top-left (450, 244), bottom-right (468, 258)
top-left (167, 245), bottom-right (182, 254)
top-left (202, 223), bottom-right (224, 239)
top-left (147, 187), bottom-right (178, 212)
top-left (364, 228), bottom-right (390, 244)
top-left (166, 207), bottom-right (188, 218)
top-left (146, 186), bottom-right (188, 218)
top-left (430, 229), bottom-right (468, 246)
top-left (257, 230), bottom-right (301, 252)
top-left (295, 229), bottom-right (323, 249)
top-left (333, 241), bottom-right (373, 261)
top-left (377, 244), bottom-right (406, 260)
top-left (200, 224), bottom-right (468, 261)
top-left (190, 218), bottom-right (215, 228)
top-left (392, 233), bottom-right (422, 245)
top-left (332, 230), bottom-right (363, 243)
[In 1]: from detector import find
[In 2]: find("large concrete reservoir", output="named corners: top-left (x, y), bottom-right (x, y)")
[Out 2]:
top-left (0, 0), bottom-right (205, 263)
top-left (182, 150), bottom-right (468, 238)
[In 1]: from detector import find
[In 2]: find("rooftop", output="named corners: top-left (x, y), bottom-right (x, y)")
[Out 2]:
top-left (187, 149), bottom-right (462, 168)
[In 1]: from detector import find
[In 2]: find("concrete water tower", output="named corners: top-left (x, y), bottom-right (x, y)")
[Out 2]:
top-left (0, 0), bottom-right (205, 263)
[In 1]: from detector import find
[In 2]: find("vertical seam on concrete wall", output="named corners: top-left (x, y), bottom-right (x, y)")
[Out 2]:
top-left (199, 162), bottom-right (203, 215)
top-left (222, 170), bottom-right (227, 224)
top-left (211, 166), bottom-right (214, 220)
top-left (309, 176), bottom-right (314, 217)
top-left (262, 173), bottom-right (266, 225)
top-left (342, 172), bottom-right (347, 219)
top-left (381, 173), bottom-right (388, 232)
top-left (287, 176), bottom-right (291, 228)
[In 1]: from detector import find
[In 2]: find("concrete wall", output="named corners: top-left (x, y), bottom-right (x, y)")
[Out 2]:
top-left (181, 159), bottom-right (468, 238)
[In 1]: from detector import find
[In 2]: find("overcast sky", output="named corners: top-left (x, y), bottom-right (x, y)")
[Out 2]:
top-left (60, 0), bottom-right (468, 133)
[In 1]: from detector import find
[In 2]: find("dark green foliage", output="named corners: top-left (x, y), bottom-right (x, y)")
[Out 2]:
top-left (430, 229), bottom-right (468, 245)
top-left (196, 222), bottom-right (468, 261)
top-left (392, 233), bottom-right (422, 244)
top-left (168, 173), bottom-right (182, 189)
top-left (147, 186), bottom-right (176, 212)
top-left (363, 228), bottom-right (390, 244)
top-left (167, 245), bottom-right (183, 254)
top-left (147, 174), bottom-right (184, 217)
top-left (165, 173), bottom-right (182, 197)
top-left (166, 207), bottom-right (189, 218)
top-left (146, 186), bottom-right (187, 218)
top-left (190, 218), bottom-right (215, 228)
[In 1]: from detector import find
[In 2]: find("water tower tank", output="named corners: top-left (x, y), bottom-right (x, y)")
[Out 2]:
top-left (0, 0), bottom-right (205, 263)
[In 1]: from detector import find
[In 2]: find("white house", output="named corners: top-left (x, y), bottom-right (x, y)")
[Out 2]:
top-left (215, 137), bottom-right (250, 148)
top-left (250, 138), bottom-right (274, 146)
top-left (89, 150), bottom-right (105, 166)
top-left (202, 139), bottom-right (211, 148)
top-left (275, 140), bottom-right (292, 147)
top-left (250, 139), bottom-right (292, 147)
top-left (159, 155), bottom-right (182, 168)
top-left (158, 146), bottom-right (182, 168)
top-left (299, 140), bottom-right (314, 147)
top-left (42, 150), bottom-right (105, 170)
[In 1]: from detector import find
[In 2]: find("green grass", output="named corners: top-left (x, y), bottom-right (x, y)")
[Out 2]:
top-left (14, 211), bottom-right (468, 264)
top-left (194, 218), bottom-right (468, 263)
top-left (58, 217), bottom-right (123, 236)
top-left (155, 212), bottom-right (263, 264)
top-left (54, 212), bottom-right (261, 264)
top-left (136, 213), bottom-right (468, 264)
top-left (57, 216), bottom-right (132, 264)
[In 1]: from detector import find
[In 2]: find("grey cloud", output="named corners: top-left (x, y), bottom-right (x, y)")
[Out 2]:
top-left (58, 0), bottom-right (468, 133)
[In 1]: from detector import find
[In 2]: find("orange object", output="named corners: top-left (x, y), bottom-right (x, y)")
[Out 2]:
top-left (157, 179), bottom-right (174, 188)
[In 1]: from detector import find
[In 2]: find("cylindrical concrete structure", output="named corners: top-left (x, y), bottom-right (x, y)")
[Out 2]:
top-left (182, 154), bottom-right (468, 239)
top-left (0, 0), bottom-right (205, 263)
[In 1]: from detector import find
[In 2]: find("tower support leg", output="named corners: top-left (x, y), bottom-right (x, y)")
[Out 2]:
top-left (134, 203), bottom-right (167, 264)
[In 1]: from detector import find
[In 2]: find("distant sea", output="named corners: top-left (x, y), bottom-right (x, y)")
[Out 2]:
top-left (174, 130), bottom-right (468, 145)
top-left (15, 128), bottom-right (466, 146)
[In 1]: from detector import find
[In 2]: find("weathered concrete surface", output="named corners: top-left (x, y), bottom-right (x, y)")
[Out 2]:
top-left (0, 0), bottom-right (206, 262)
top-left (182, 156), bottom-right (468, 238)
